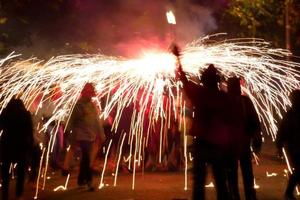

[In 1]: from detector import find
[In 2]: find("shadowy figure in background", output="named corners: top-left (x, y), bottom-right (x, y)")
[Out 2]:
top-left (226, 77), bottom-right (262, 200)
top-left (172, 44), bottom-right (230, 200)
top-left (0, 97), bottom-right (34, 200)
top-left (66, 83), bottom-right (103, 191)
top-left (276, 89), bottom-right (300, 200)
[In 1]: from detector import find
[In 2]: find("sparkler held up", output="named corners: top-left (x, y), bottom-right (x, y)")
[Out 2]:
top-left (166, 10), bottom-right (176, 42)
top-left (169, 43), bottom-right (183, 78)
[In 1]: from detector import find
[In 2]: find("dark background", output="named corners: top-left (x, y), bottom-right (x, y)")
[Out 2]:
top-left (0, 0), bottom-right (299, 58)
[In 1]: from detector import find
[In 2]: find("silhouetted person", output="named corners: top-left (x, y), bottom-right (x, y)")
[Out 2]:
top-left (0, 97), bottom-right (34, 200)
top-left (172, 44), bottom-right (230, 200)
top-left (67, 83), bottom-right (102, 191)
top-left (226, 77), bottom-right (261, 200)
top-left (276, 89), bottom-right (300, 200)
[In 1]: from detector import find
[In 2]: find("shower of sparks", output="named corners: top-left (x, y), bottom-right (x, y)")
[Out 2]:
top-left (0, 35), bottom-right (300, 195)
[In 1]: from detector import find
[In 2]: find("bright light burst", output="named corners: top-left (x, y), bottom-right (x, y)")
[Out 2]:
top-left (166, 10), bottom-right (176, 25)
top-left (0, 35), bottom-right (300, 193)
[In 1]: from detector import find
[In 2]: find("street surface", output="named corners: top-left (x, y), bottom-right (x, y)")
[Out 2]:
top-left (2, 138), bottom-right (296, 200)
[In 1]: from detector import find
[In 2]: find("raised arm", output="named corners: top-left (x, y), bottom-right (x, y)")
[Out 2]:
top-left (170, 44), bottom-right (201, 104)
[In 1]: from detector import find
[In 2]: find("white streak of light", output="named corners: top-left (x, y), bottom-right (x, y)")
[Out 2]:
top-left (53, 174), bottom-right (70, 192)
top-left (114, 133), bottom-right (127, 187)
top-left (34, 147), bottom-right (46, 199)
top-left (99, 139), bottom-right (113, 189)
top-left (283, 148), bottom-right (300, 195)
top-left (254, 178), bottom-right (260, 189)
top-left (188, 152), bottom-right (193, 161)
top-left (252, 152), bottom-right (260, 166)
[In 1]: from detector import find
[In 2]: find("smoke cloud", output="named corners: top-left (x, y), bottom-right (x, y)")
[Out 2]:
top-left (11, 0), bottom-right (217, 57)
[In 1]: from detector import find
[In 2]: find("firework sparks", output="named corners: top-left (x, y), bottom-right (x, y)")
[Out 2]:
top-left (0, 35), bottom-right (300, 196)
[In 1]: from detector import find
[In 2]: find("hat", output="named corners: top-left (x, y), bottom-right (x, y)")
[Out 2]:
top-left (201, 64), bottom-right (220, 87)
top-left (81, 82), bottom-right (96, 98)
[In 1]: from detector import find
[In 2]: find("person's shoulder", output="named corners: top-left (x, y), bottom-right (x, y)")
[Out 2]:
top-left (286, 109), bottom-right (296, 117)
top-left (218, 90), bottom-right (230, 99)
top-left (75, 98), bottom-right (85, 106)
top-left (241, 95), bottom-right (253, 104)
top-left (25, 110), bottom-right (32, 116)
top-left (219, 90), bottom-right (227, 95)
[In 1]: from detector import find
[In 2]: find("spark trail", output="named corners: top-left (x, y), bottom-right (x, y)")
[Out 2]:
top-left (0, 35), bottom-right (300, 193)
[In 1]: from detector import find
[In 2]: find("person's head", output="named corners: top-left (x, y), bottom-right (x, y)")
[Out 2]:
top-left (289, 89), bottom-right (300, 110)
top-left (81, 82), bottom-right (96, 100)
top-left (227, 77), bottom-right (241, 95)
top-left (201, 64), bottom-right (220, 88)
top-left (6, 97), bottom-right (26, 112)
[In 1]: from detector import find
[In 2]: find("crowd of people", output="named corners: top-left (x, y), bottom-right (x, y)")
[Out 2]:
top-left (0, 48), bottom-right (299, 199)
top-left (172, 44), bottom-right (299, 200)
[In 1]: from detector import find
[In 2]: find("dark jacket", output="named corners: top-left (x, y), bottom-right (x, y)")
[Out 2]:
top-left (179, 72), bottom-right (232, 150)
top-left (228, 94), bottom-right (262, 155)
top-left (0, 98), bottom-right (34, 162)
top-left (276, 108), bottom-right (300, 155)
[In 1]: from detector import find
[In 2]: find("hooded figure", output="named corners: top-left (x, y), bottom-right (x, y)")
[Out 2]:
top-left (0, 97), bottom-right (33, 200)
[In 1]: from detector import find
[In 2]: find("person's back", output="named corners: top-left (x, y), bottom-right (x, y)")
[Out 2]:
top-left (70, 97), bottom-right (100, 142)
top-left (0, 97), bottom-right (33, 200)
top-left (226, 77), bottom-right (261, 200)
top-left (276, 90), bottom-right (300, 200)
top-left (197, 86), bottom-right (232, 149)
top-left (277, 106), bottom-right (300, 155)
top-left (176, 62), bottom-right (230, 200)
top-left (0, 98), bottom-right (33, 161)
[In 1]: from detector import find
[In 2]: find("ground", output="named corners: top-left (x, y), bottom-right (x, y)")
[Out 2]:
top-left (2, 137), bottom-right (298, 200)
